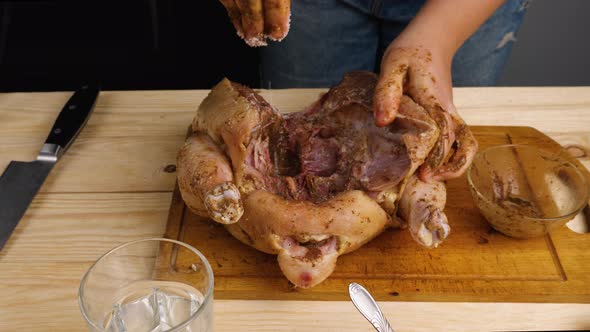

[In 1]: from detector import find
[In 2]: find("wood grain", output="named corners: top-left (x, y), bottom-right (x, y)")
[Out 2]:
top-left (215, 301), bottom-right (590, 332)
top-left (2, 135), bottom-right (182, 193)
top-left (0, 192), bottom-right (170, 261)
top-left (1, 88), bottom-right (589, 193)
top-left (159, 126), bottom-right (590, 303)
top-left (1, 88), bottom-right (589, 331)
top-left (0, 192), bottom-right (169, 331)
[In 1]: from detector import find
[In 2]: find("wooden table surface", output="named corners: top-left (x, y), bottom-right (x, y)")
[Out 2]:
top-left (0, 87), bottom-right (589, 331)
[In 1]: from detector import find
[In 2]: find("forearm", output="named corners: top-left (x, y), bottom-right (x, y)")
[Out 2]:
top-left (395, 0), bottom-right (506, 60)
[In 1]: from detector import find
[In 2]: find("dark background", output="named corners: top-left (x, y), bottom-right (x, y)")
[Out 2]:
top-left (0, 1), bottom-right (259, 91)
top-left (0, 0), bottom-right (588, 92)
top-left (498, 0), bottom-right (590, 86)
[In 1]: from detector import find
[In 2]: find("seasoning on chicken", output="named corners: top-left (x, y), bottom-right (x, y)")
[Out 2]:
top-left (177, 71), bottom-right (477, 288)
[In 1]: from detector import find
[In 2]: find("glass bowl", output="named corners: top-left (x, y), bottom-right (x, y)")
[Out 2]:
top-left (467, 144), bottom-right (589, 238)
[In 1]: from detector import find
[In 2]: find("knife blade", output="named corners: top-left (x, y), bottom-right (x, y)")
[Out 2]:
top-left (0, 84), bottom-right (99, 250)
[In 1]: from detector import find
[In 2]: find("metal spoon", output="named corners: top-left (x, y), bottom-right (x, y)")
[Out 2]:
top-left (348, 283), bottom-right (395, 332)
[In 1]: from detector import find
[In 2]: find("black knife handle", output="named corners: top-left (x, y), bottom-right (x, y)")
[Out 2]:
top-left (44, 84), bottom-right (100, 156)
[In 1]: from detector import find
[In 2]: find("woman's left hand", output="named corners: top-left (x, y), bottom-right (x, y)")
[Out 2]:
top-left (373, 41), bottom-right (477, 181)
top-left (372, 0), bottom-right (507, 181)
top-left (374, 42), bottom-right (454, 127)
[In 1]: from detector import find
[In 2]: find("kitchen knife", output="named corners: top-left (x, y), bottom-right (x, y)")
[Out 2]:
top-left (0, 84), bottom-right (100, 250)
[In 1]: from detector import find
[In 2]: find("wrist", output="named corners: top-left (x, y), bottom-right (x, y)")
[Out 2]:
top-left (390, 28), bottom-right (455, 65)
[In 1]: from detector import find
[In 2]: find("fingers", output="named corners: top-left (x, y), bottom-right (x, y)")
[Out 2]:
top-left (263, 0), bottom-right (290, 41)
top-left (418, 105), bottom-right (477, 181)
top-left (220, 0), bottom-right (291, 46)
top-left (235, 0), bottom-right (266, 46)
top-left (219, 0), bottom-right (244, 37)
top-left (376, 46), bottom-right (475, 181)
top-left (404, 64), bottom-right (458, 181)
top-left (374, 56), bottom-right (408, 127)
top-left (418, 104), bottom-right (455, 181)
top-left (431, 113), bottom-right (478, 181)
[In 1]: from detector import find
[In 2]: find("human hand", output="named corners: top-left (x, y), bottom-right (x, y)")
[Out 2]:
top-left (374, 42), bottom-right (477, 181)
top-left (374, 43), bottom-right (453, 127)
top-left (218, 0), bottom-right (290, 47)
top-left (372, 0), bottom-right (508, 181)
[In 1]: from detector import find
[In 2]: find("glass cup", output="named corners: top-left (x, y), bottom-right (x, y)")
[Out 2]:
top-left (467, 144), bottom-right (589, 238)
top-left (79, 238), bottom-right (214, 332)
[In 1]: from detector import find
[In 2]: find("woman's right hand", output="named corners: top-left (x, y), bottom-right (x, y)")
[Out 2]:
top-left (219, 0), bottom-right (291, 47)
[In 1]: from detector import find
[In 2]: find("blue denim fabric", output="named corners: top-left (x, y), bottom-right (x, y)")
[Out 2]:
top-left (260, 0), bottom-right (531, 88)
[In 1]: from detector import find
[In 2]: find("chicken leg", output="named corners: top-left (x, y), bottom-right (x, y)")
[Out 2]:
top-left (398, 175), bottom-right (450, 248)
top-left (177, 133), bottom-right (244, 224)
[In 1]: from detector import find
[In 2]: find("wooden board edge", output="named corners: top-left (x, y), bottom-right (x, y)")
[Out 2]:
top-left (163, 182), bottom-right (185, 241)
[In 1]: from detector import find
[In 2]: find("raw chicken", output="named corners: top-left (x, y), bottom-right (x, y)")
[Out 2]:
top-left (177, 71), bottom-right (477, 288)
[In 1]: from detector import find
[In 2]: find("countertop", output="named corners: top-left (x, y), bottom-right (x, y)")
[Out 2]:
top-left (0, 87), bottom-right (589, 331)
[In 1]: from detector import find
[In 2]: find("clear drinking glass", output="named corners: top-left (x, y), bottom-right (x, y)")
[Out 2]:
top-left (79, 238), bottom-right (213, 332)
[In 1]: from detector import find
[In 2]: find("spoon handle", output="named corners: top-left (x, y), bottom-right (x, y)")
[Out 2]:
top-left (349, 283), bottom-right (395, 332)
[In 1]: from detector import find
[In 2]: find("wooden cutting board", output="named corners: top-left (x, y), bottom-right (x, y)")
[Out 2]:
top-left (157, 126), bottom-right (590, 302)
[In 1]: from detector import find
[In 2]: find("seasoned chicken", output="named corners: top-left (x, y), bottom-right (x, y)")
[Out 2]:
top-left (177, 71), bottom-right (477, 288)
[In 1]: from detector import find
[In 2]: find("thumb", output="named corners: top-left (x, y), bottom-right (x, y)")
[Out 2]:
top-left (219, 0), bottom-right (245, 37)
top-left (373, 59), bottom-right (408, 127)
